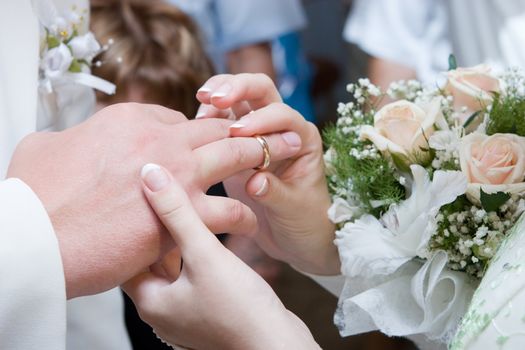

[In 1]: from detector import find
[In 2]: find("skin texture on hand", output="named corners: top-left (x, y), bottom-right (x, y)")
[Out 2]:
top-left (123, 164), bottom-right (321, 350)
top-left (6, 103), bottom-right (301, 298)
top-left (196, 74), bottom-right (340, 275)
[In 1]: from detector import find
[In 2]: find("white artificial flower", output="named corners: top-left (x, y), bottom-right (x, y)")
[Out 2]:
top-left (328, 197), bottom-right (362, 224)
top-left (42, 43), bottom-right (73, 79)
top-left (335, 165), bottom-right (467, 278)
top-left (48, 16), bottom-right (73, 38)
top-left (68, 32), bottom-right (101, 60)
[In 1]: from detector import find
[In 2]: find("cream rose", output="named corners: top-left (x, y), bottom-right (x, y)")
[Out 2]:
top-left (460, 133), bottom-right (525, 202)
top-left (445, 65), bottom-right (500, 123)
top-left (360, 99), bottom-right (441, 157)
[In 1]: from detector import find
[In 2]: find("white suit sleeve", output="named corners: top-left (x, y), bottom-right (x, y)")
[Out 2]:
top-left (0, 178), bottom-right (66, 350)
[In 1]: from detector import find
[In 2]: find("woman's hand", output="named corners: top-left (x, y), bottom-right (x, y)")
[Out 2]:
top-left (195, 74), bottom-right (340, 275)
top-left (122, 164), bottom-right (320, 350)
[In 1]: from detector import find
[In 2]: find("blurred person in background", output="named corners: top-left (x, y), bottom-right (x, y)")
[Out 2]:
top-left (344, 0), bottom-right (525, 90)
top-left (167, 0), bottom-right (313, 283)
top-left (90, 1), bottom-right (214, 348)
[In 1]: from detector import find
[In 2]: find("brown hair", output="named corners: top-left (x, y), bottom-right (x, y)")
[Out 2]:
top-left (90, 0), bottom-right (214, 117)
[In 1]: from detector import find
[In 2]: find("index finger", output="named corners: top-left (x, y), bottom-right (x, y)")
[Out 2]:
top-left (197, 73), bottom-right (282, 111)
top-left (141, 164), bottom-right (221, 263)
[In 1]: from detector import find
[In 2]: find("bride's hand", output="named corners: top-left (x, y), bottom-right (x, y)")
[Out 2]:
top-left (122, 164), bottom-right (319, 350)
top-left (196, 74), bottom-right (340, 275)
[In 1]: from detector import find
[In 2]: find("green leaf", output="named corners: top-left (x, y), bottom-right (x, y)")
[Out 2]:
top-left (68, 59), bottom-right (82, 73)
top-left (480, 189), bottom-right (510, 212)
top-left (463, 111), bottom-right (481, 128)
top-left (448, 54), bottom-right (458, 70)
top-left (47, 35), bottom-right (60, 49)
top-left (390, 152), bottom-right (411, 173)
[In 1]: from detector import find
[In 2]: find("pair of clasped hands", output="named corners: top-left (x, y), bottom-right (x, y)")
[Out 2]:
top-left (7, 74), bottom-right (339, 349)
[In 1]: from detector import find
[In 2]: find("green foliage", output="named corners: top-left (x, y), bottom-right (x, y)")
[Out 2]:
top-left (68, 59), bottom-right (82, 73)
top-left (432, 196), bottom-right (470, 252)
top-left (323, 125), bottom-right (406, 218)
top-left (463, 111), bottom-right (481, 129)
top-left (486, 93), bottom-right (525, 136)
top-left (46, 35), bottom-right (60, 49)
top-left (480, 190), bottom-right (511, 212)
top-left (448, 54), bottom-right (458, 71)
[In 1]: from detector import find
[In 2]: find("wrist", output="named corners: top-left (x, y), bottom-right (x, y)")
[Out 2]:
top-left (290, 243), bottom-right (341, 276)
top-left (230, 307), bottom-right (320, 350)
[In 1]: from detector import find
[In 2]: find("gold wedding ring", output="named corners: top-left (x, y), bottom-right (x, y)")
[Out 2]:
top-left (253, 135), bottom-right (271, 171)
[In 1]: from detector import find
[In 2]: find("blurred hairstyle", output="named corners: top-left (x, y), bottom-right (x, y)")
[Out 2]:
top-left (91, 0), bottom-right (214, 117)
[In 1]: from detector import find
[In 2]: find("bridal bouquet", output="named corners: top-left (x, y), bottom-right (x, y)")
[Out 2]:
top-left (324, 58), bottom-right (525, 345)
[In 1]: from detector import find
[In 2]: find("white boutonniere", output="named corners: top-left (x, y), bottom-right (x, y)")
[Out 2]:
top-left (36, 1), bottom-right (115, 95)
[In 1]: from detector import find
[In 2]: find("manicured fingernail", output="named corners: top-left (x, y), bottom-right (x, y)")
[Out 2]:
top-left (281, 132), bottom-right (301, 147)
top-left (254, 177), bottom-right (269, 197)
top-left (197, 86), bottom-right (211, 93)
top-left (141, 163), bottom-right (170, 192)
top-left (211, 84), bottom-right (232, 98)
top-left (230, 122), bottom-right (246, 129)
top-left (195, 112), bottom-right (206, 119)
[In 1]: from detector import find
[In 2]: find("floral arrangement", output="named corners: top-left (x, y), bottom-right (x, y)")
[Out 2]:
top-left (324, 57), bottom-right (525, 344)
top-left (37, 2), bottom-right (115, 95)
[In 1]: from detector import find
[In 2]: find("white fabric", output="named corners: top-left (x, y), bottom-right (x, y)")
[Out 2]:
top-left (0, 1), bottom-right (130, 348)
top-left (305, 272), bottom-right (447, 350)
top-left (66, 289), bottom-right (130, 350)
top-left (344, 0), bottom-right (525, 82)
top-left (168, 0), bottom-right (306, 71)
top-left (0, 179), bottom-right (66, 349)
top-left (0, 0), bottom-right (40, 178)
top-left (450, 216), bottom-right (525, 349)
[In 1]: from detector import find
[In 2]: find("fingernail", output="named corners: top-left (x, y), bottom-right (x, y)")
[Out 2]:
top-left (254, 177), bottom-right (269, 197)
top-left (141, 163), bottom-right (170, 192)
top-left (197, 86), bottom-right (211, 93)
top-left (230, 122), bottom-right (246, 129)
top-left (195, 112), bottom-right (206, 119)
top-left (281, 132), bottom-right (301, 148)
top-left (211, 84), bottom-right (232, 98)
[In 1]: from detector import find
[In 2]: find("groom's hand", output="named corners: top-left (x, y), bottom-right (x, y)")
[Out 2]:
top-left (6, 103), bottom-right (301, 298)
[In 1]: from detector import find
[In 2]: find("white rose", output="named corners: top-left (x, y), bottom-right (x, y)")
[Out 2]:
top-left (68, 32), bottom-right (101, 60)
top-left (445, 65), bottom-right (500, 124)
top-left (42, 43), bottom-right (73, 78)
top-left (360, 99), bottom-right (441, 157)
top-left (459, 133), bottom-right (525, 202)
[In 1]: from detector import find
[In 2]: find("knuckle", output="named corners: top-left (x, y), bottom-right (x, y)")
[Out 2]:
top-left (255, 73), bottom-right (273, 87)
top-left (227, 200), bottom-right (247, 227)
top-left (158, 200), bottom-right (186, 224)
top-left (226, 139), bottom-right (247, 165)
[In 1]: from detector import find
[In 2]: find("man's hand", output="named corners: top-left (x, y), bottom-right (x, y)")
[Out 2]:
top-left (7, 103), bottom-right (301, 298)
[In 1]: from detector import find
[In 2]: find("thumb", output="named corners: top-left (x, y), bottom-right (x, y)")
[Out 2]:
top-left (245, 171), bottom-right (291, 210)
top-left (141, 163), bottom-right (218, 263)
top-left (121, 271), bottom-right (168, 307)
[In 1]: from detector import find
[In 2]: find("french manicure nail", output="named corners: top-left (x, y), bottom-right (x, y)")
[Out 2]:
top-left (254, 177), bottom-right (269, 197)
top-left (281, 132), bottom-right (301, 147)
top-left (141, 163), bottom-right (170, 192)
top-left (230, 122), bottom-right (246, 129)
top-left (211, 84), bottom-right (232, 98)
top-left (195, 112), bottom-right (206, 119)
top-left (197, 86), bottom-right (211, 93)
